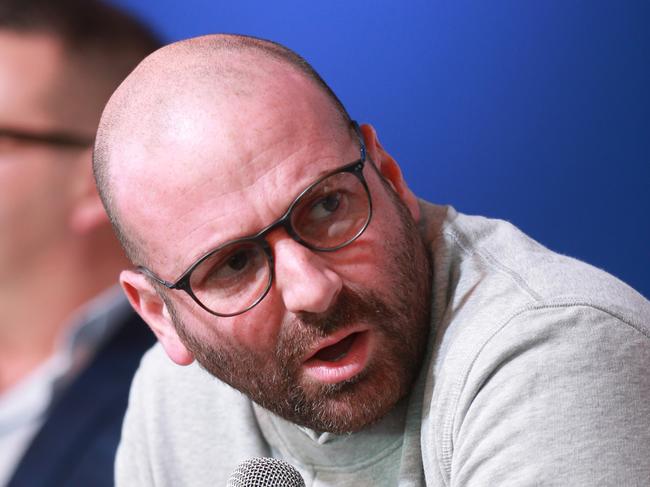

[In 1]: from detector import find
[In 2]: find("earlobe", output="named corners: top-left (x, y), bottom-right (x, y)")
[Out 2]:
top-left (120, 270), bottom-right (195, 366)
top-left (359, 123), bottom-right (421, 222)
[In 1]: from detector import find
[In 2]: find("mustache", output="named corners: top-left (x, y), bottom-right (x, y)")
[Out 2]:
top-left (275, 285), bottom-right (397, 363)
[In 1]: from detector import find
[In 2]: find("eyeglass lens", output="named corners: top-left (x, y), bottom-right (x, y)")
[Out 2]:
top-left (188, 167), bottom-right (370, 316)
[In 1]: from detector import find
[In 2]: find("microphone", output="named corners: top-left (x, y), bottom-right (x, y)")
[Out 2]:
top-left (227, 457), bottom-right (305, 487)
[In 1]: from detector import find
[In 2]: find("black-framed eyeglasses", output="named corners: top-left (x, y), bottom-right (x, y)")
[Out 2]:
top-left (138, 121), bottom-right (372, 317)
top-left (0, 128), bottom-right (94, 150)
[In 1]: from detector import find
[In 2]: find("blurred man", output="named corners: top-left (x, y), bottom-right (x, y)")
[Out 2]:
top-left (0, 1), bottom-right (159, 485)
top-left (95, 35), bottom-right (650, 486)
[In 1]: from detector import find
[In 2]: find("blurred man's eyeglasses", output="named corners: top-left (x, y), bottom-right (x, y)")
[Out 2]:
top-left (0, 128), bottom-right (94, 152)
top-left (138, 121), bottom-right (372, 317)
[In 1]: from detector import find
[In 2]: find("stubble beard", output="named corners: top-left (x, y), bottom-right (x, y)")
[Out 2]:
top-left (169, 194), bottom-right (433, 433)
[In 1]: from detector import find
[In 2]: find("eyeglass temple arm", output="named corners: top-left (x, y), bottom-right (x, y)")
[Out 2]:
top-left (137, 265), bottom-right (179, 289)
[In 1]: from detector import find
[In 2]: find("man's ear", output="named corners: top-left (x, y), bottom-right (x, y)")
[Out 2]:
top-left (359, 123), bottom-right (420, 222)
top-left (68, 148), bottom-right (110, 234)
top-left (120, 269), bottom-right (195, 366)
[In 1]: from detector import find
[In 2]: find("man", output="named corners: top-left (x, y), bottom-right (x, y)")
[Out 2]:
top-left (0, 1), bottom-right (159, 485)
top-left (94, 34), bottom-right (650, 486)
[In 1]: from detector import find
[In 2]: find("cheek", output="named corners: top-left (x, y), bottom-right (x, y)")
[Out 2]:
top-left (232, 293), bottom-right (290, 350)
top-left (175, 291), bottom-right (284, 354)
top-left (324, 217), bottom-right (401, 294)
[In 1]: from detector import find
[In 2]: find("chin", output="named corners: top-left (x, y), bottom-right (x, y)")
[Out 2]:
top-left (276, 353), bottom-right (414, 434)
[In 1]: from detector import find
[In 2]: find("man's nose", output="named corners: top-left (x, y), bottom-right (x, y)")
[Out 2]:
top-left (270, 236), bottom-right (343, 314)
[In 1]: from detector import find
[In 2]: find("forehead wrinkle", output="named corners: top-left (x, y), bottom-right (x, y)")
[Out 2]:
top-left (173, 167), bottom-right (281, 252)
top-left (170, 169), bottom-right (277, 260)
top-left (172, 145), bottom-right (349, 264)
top-left (120, 121), bottom-right (354, 266)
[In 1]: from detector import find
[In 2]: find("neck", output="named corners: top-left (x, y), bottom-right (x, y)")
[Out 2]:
top-left (0, 229), bottom-right (128, 393)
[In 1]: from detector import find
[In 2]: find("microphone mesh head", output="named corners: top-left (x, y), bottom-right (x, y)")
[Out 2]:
top-left (227, 457), bottom-right (305, 487)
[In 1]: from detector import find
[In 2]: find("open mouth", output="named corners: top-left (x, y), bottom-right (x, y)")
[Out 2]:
top-left (312, 333), bottom-right (358, 362)
top-left (302, 330), bottom-right (372, 384)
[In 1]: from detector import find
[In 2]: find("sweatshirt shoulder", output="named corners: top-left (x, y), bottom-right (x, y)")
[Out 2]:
top-left (436, 205), bottom-right (648, 325)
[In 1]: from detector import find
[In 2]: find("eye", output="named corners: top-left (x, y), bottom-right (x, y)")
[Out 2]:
top-left (193, 244), bottom-right (263, 291)
top-left (225, 250), bottom-right (249, 272)
top-left (210, 247), bottom-right (255, 280)
top-left (309, 192), bottom-right (342, 220)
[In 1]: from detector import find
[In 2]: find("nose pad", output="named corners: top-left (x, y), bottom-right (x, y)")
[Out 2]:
top-left (271, 236), bottom-right (343, 314)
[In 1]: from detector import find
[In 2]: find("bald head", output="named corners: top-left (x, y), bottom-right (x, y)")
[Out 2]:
top-left (94, 34), bottom-right (352, 264)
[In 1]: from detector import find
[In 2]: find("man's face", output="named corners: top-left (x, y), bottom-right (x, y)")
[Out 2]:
top-left (170, 174), bottom-right (432, 432)
top-left (119, 66), bottom-right (432, 433)
top-left (0, 32), bottom-right (91, 280)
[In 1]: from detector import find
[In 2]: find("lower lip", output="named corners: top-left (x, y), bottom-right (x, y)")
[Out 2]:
top-left (301, 331), bottom-right (372, 384)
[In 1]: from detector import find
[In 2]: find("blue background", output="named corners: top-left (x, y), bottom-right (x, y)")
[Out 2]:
top-left (106, 0), bottom-right (649, 298)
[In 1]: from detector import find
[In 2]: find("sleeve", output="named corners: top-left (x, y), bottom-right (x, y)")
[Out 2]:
top-left (448, 305), bottom-right (650, 486)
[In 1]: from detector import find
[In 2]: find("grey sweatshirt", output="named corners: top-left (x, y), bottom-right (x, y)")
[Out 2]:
top-left (116, 202), bottom-right (650, 486)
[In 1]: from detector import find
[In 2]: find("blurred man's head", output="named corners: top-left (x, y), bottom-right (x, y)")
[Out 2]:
top-left (95, 34), bottom-right (433, 433)
top-left (0, 1), bottom-right (160, 389)
top-left (0, 0), bottom-right (159, 292)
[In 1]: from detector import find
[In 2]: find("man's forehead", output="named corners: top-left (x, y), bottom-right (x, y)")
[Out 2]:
top-left (111, 81), bottom-right (349, 270)
top-left (120, 120), bottom-right (351, 270)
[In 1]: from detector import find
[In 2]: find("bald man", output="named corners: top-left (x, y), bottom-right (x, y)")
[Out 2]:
top-left (0, 1), bottom-right (158, 485)
top-left (94, 35), bottom-right (650, 486)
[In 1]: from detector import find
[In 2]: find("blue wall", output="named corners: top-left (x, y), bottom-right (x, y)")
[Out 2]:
top-left (107, 0), bottom-right (650, 297)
